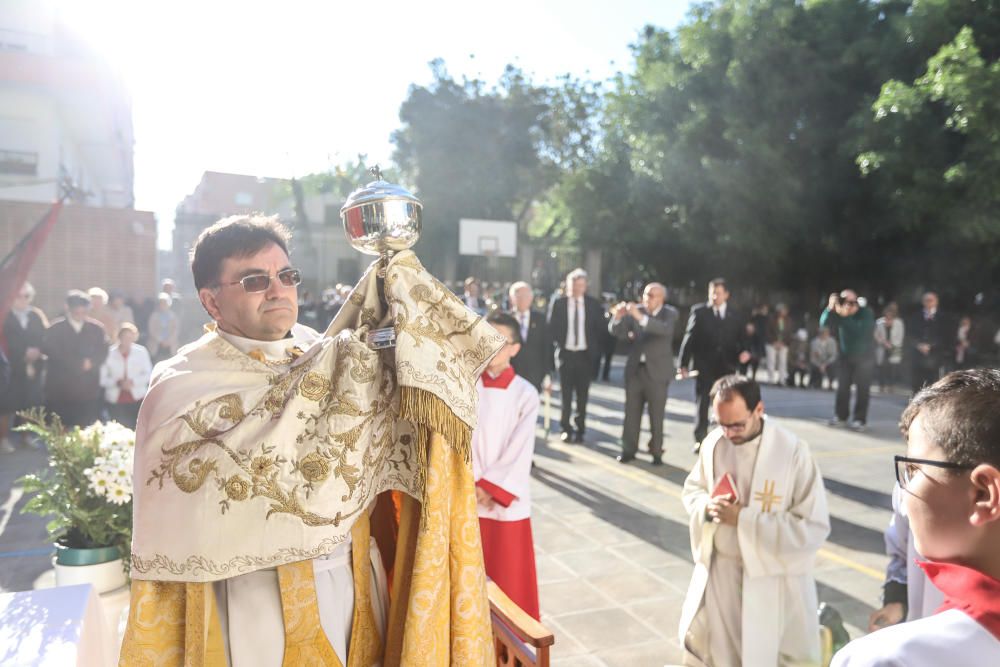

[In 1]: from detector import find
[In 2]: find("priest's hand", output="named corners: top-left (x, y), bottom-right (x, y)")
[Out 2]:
top-left (475, 486), bottom-right (496, 510)
top-left (868, 602), bottom-right (905, 632)
top-left (707, 496), bottom-right (742, 526)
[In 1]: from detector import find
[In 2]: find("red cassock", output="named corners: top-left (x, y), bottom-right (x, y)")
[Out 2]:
top-left (473, 366), bottom-right (541, 620)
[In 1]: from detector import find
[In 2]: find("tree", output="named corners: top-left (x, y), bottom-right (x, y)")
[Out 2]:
top-left (858, 25), bottom-right (1000, 295)
top-left (391, 60), bottom-right (599, 276)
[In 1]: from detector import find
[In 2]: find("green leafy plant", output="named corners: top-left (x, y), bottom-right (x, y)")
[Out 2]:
top-left (16, 409), bottom-right (134, 565)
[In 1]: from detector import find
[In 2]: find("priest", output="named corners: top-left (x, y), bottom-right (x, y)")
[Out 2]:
top-left (678, 374), bottom-right (830, 667)
top-left (120, 215), bottom-right (505, 666)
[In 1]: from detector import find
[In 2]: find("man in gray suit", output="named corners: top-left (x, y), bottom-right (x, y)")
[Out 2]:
top-left (610, 283), bottom-right (678, 465)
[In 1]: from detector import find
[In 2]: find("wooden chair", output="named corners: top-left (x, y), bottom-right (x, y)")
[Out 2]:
top-left (487, 581), bottom-right (555, 667)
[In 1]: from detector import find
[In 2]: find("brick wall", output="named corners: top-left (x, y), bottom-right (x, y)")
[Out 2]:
top-left (0, 200), bottom-right (157, 318)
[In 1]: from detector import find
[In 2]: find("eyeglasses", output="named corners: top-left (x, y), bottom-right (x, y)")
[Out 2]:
top-left (894, 455), bottom-right (974, 490)
top-left (218, 268), bottom-right (301, 293)
top-left (714, 415), bottom-right (753, 433)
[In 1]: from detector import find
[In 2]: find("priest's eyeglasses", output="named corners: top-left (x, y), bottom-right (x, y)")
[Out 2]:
top-left (219, 268), bottom-right (301, 293)
top-left (894, 455), bottom-right (974, 490)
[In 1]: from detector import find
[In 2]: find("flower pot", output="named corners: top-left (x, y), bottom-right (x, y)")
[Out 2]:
top-left (53, 544), bottom-right (127, 594)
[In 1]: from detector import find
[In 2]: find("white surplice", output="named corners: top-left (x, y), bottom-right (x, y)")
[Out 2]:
top-left (471, 370), bottom-right (539, 521)
top-left (679, 416), bottom-right (831, 667)
top-left (831, 609), bottom-right (1000, 666)
top-left (210, 325), bottom-right (389, 667)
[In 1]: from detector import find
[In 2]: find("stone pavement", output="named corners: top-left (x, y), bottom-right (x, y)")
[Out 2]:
top-left (0, 363), bottom-right (908, 666)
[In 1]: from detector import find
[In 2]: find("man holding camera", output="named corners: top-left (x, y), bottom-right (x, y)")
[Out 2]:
top-left (820, 289), bottom-right (875, 431)
top-left (610, 283), bottom-right (678, 464)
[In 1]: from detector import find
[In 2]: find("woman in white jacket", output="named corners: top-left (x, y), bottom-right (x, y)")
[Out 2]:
top-left (100, 323), bottom-right (152, 428)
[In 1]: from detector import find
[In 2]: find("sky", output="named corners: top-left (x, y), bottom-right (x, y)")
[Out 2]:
top-left (53, 0), bottom-right (692, 249)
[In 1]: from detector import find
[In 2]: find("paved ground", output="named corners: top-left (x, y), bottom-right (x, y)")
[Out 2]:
top-left (534, 367), bottom-right (906, 666)
top-left (0, 360), bottom-right (907, 665)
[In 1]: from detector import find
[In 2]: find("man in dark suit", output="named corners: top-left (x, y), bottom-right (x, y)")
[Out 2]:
top-left (507, 281), bottom-right (553, 391)
top-left (462, 276), bottom-right (487, 316)
top-left (42, 290), bottom-right (108, 427)
top-left (678, 278), bottom-right (750, 452)
top-left (548, 268), bottom-right (605, 443)
top-left (1, 281), bottom-right (48, 451)
top-left (610, 283), bottom-right (678, 465)
top-left (908, 291), bottom-right (950, 394)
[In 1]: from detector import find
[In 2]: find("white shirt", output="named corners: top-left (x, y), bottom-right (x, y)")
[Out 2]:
top-left (565, 297), bottom-right (587, 351)
top-left (67, 316), bottom-right (84, 333)
top-left (12, 307), bottom-right (30, 329)
top-left (216, 323), bottom-right (320, 361)
top-left (515, 309), bottom-right (531, 343)
top-left (638, 305), bottom-right (663, 362)
top-left (713, 303), bottom-right (728, 320)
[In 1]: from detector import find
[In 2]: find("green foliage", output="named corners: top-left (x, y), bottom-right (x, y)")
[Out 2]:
top-left (859, 21), bottom-right (1000, 289)
top-left (391, 60), bottom-right (601, 274)
top-left (15, 411), bottom-right (134, 564)
top-left (296, 0), bottom-right (1000, 300)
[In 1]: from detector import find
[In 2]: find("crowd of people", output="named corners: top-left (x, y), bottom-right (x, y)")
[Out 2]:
top-left (4, 234), bottom-right (1000, 665)
top-left (0, 280), bottom-right (183, 450)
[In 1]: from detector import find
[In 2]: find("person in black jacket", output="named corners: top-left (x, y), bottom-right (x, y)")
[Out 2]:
top-left (507, 281), bottom-right (553, 392)
top-left (41, 290), bottom-right (108, 427)
top-left (548, 268), bottom-right (606, 443)
top-left (1, 282), bottom-right (48, 451)
top-left (677, 278), bottom-right (751, 452)
top-left (908, 292), bottom-right (950, 394)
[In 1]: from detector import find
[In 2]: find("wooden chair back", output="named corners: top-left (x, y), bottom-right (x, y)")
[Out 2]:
top-left (487, 581), bottom-right (554, 667)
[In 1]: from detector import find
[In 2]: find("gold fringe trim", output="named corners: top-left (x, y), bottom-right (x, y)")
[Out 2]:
top-left (398, 386), bottom-right (473, 523)
top-left (398, 386), bottom-right (472, 462)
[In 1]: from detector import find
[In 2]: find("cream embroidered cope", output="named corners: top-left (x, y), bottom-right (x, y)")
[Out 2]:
top-left (130, 251), bottom-right (505, 582)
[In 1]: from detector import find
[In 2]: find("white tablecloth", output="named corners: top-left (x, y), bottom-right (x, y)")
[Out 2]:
top-left (0, 583), bottom-right (113, 666)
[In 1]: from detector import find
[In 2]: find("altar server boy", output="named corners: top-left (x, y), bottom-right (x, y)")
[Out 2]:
top-left (833, 369), bottom-right (1000, 666)
top-left (679, 374), bottom-right (830, 667)
top-left (472, 311), bottom-right (540, 620)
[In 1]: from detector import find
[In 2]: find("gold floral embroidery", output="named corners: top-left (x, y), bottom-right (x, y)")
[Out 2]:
top-left (224, 475), bottom-right (251, 501)
top-left (299, 371), bottom-right (331, 401)
top-left (134, 249), bottom-right (503, 582)
top-left (299, 451), bottom-right (331, 483)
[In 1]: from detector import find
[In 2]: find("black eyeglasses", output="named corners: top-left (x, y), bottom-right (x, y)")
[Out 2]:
top-left (218, 268), bottom-right (301, 293)
top-left (894, 455), bottom-right (974, 490)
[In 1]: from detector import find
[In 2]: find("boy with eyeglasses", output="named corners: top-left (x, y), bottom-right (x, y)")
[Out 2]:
top-left (679, 374), bottom-right (830, 666)
top-left (471, 311), bottom-right (541, 620)
top-left (833, 369), bottom-right (1000, 666)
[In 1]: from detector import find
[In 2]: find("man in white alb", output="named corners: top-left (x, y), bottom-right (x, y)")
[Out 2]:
top-left (679, 374), bottom-right (830, 667)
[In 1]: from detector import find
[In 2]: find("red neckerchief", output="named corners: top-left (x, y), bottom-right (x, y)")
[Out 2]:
top-left (918, 560), bottom-right (1000, 640)
top-left (481, 365), bottom-right (516, 389)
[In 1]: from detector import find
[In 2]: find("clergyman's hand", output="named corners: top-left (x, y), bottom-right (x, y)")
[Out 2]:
top-left (707, 496), bottom-right (742, 526)
top-left (868, 602), bottom-right (905, 632)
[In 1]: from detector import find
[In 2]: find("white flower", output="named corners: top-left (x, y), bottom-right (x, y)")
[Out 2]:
top-left (106, 483), bottom-right (130, 505)
top-left (89, 476), bottom-right (110, 496)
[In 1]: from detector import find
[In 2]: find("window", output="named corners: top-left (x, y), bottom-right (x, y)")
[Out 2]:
top-left (0, 150), bottom-right (38, 175)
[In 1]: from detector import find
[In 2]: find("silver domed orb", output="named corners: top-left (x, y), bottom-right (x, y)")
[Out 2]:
top-left (340, 166), bottom-right (422, 256)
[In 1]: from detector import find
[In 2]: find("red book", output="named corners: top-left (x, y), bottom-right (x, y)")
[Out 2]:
top-left (711, 473), bottom-right (740, 503)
